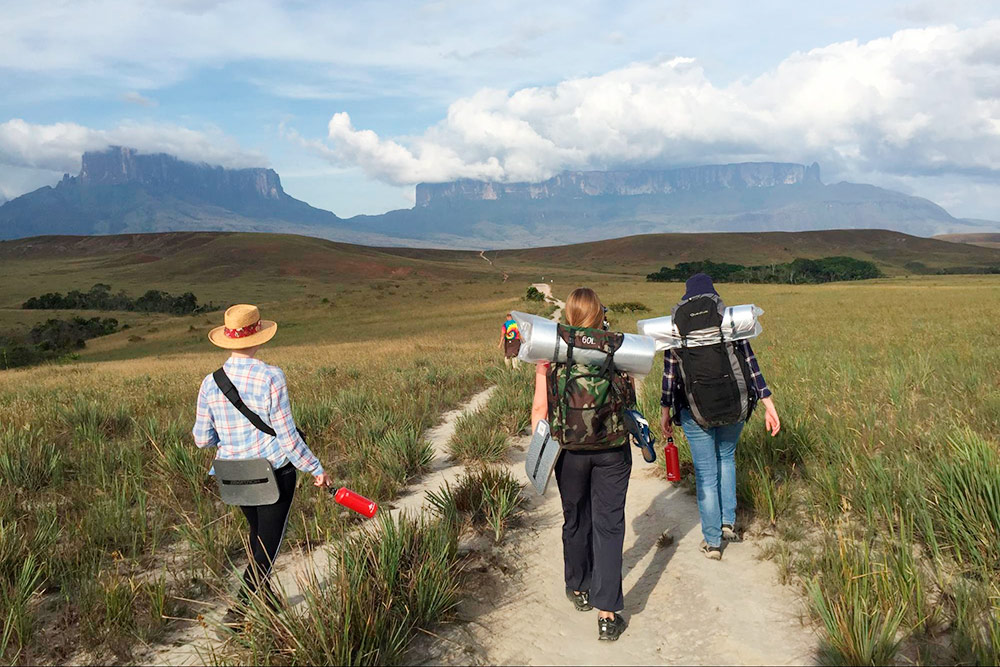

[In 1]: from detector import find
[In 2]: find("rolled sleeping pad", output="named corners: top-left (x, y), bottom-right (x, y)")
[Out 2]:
top-left (636, 304), bottom-right (763, 351)
top-left (510, 311), bottom-right (656, 375)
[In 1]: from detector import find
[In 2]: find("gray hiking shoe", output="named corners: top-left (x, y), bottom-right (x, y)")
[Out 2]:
top-left (700, 540), bottom-right (723, 560)
top-left (722, 524), bottom-right (741, 542)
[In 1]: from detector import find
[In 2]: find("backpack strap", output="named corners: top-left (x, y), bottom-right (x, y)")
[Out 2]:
top-left (213, 368), bottom-right (277, 437)
top-left (562, 326), bottom-right (575, 422)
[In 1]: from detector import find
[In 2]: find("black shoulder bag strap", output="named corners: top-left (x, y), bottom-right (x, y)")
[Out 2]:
top-left (213, 368), bottom-right (277, 437)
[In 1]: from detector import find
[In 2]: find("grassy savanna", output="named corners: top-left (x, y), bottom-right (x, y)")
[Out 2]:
top-left (595, 275), bottom-right (1000, 665)
top-left (2, 231), bottom-right (1000, 665)
top-left (0, 257), bottom-right (537, 663)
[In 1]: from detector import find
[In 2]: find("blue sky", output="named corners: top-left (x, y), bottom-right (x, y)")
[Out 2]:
top-left (1, 0), bottom-right (998, 220)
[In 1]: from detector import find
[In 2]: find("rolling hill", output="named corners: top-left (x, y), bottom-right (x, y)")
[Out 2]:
top-left (2, 228), bottom-right (999, 308)
top-left (934, 233), bottom-right (1000, 250)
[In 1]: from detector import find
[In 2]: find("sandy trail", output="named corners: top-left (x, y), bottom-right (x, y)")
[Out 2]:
top-left (532, 282), bottom-right (564, 321)
top-left (415, 285), bottom-right (818, 665)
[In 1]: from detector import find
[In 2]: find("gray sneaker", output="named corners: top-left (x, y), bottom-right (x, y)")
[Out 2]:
top-left (700, 540), bottom-right (723, 560)
top-left (722, 524), bottom-right (740, 542)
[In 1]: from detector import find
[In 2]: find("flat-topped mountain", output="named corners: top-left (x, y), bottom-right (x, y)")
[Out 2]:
top-left (360, 162), bottom-right (987, 247)
top-left (76, 147), bottom-right (283, 199)
top-left (1, 149), bottom-right (995, 247)
top-left (0, 147), bottom-right (394, 243)
top-left (416, 162), bottom-right (822, 206)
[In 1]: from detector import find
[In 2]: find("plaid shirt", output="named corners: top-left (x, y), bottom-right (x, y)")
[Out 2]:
top-left (192, 357), bottom-right (323, 475)
top-left (661, 340), bottom-right (771, 415)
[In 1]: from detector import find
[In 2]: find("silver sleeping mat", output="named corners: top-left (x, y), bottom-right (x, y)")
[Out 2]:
top-left (510, 310), bottom-right (656, 375)
top-left (637, 305), bottom-right (764, 351)
top-left (524, 420), bottom-right (561, 495)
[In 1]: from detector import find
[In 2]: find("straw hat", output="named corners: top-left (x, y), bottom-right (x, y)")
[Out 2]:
top-left (208, 304), bottom-right (278, 349)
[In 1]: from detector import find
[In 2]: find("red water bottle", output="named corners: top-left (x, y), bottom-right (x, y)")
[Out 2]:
top-left (334, 487), bottom-right (378, 518)
top-left (665, 437), bottom-right (681, 482)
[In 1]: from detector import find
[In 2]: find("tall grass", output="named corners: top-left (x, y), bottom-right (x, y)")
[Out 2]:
top-left (5, 273), bottom-right (1000, 663)
top-left (0, 309), bottom-right (496, 663)
top-left (614, 276), bottom-right (1000, 664)
top-left (926, 429), bottom-right (1000, 572)
top-left (806, 535), bottom-right (907, 666)
top-left (426, 466), bottom-right (525, 542)
top-left (217, 512), bottom-right (461, 666)
top-left (448, 365), bottom-right (532, 463)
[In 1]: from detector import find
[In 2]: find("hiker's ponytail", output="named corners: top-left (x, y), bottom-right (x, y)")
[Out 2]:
top-left (566, 288), bottom-right (604, 329)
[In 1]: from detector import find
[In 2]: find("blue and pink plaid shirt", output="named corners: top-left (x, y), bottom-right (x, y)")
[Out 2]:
top-left (193, 357), bottom-right (324, 475)
top-left (661, 340), bottom-right (771, 416)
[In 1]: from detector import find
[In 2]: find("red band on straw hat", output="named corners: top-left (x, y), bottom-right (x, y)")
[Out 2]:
top-left (224, 320), bottom-right (262, 339)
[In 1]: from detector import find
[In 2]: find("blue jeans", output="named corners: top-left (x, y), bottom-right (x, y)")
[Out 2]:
top-left (679, 409), bottom-right (744, 548)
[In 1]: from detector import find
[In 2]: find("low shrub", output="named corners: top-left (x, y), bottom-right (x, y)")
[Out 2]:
top-left (425, 466), bottom-right (524, 542)
top-left (524, 286), bottom-right (545, 302)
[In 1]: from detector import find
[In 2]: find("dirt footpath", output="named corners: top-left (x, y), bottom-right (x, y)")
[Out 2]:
top-left (415, 445), bottom-right (818, 665)
top-left (414, 283), bottom-right (818, 665)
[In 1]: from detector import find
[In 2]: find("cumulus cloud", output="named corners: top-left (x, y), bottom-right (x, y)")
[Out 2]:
top-left (0, 119), bottom-right (265, 173)
top-left (315, 23), bottom-right (1000, 187)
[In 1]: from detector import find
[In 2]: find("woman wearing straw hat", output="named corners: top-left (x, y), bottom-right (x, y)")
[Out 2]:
top-left (192, 304), bottom-right (332, 633)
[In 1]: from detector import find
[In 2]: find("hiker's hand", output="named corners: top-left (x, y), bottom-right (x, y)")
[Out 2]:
top-left (660, 407), bottom-right (673, 439)
top-left (761, 397), bottom-right (780, 436)
top-left (313, 472), bottom-right (333, 488)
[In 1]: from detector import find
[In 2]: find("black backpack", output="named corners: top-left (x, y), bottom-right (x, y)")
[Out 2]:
top-left (672, 294), bottom-right (755, 428)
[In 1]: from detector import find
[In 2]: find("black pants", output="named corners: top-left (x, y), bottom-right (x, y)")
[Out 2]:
top-left (554, 444), bottom-right (631, 612)
top-left (238, 463), bottom-right (296, 604)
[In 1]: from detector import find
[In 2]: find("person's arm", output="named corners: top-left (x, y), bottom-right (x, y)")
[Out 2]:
top-left (268, 370), bottom-right (331, 485)
top-left (742, 341), bottom-right (780, 436)
top-left (192, 377), bottom-right (220, 449)
top-left (659, 352), bottom-right (678, 438)
top-left (530, 362), bottom-right (549, 434)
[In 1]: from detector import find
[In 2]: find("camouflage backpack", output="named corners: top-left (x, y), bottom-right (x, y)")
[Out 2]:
top-left (546, 324), bottom-right (636, 451)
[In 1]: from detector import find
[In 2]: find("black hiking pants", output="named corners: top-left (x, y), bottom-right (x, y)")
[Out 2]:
top-left (238, 463), bottom-right (296, 605)
top-left (555, 444), bottom-right (632, 612)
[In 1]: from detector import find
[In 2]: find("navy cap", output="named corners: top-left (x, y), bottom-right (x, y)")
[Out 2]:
top-left (682, 272), bottom-right (719, 300)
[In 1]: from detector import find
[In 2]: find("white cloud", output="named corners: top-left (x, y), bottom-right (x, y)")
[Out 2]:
top-left (122, 91), bottom-right (158, 107)
top-left (313, 23), bottom-right (1000, 189)
top-left (0, 119), bottom-right (265, 173)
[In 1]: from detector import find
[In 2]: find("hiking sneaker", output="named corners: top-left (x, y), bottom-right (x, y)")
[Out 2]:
top-left (700, 540), bottom-right (723, 561)
top-left (566, 589), bottom-right (593, 612)
top-left (722, 524), bottom-right (741, 542)
top-left (598, 613), bottom-right (628, 641)
top-left (214, 608), bottom-right (246, 639)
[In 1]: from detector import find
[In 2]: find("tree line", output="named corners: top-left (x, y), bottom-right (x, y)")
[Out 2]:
top-left (22, 283), bottom-right (217, 315)
top-left (646, 257), bottom-right (883, 284)
top-left (1, 317), bottom-right (120, 370)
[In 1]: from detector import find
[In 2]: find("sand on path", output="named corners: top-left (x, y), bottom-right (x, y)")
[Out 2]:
top-left (414, 284), bottom-right (818, 665)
